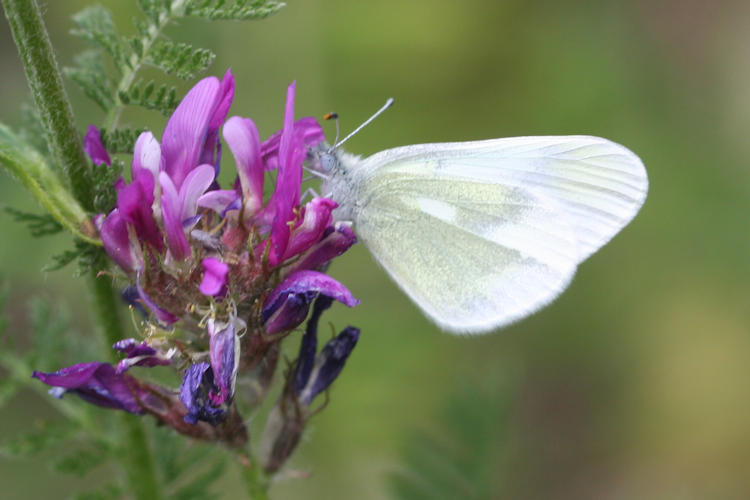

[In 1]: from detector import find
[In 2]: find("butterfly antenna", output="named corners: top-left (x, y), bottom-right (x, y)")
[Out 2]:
top-left (323, 111), bottom-right (341, 149)
top-left (331, 97), bottom-right (394, 151)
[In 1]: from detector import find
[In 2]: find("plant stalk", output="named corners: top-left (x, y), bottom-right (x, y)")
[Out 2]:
top-left (240, 460), bottom-right (271, 500)
top-left (2, 0), bottom-right (94, 210)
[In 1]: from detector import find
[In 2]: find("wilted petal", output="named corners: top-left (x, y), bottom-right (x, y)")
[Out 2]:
top-left (223, 116), bottom-right (263, 215)
top-left (113, 338), bottom-right (171, 374)
top-left (283, 197), bottom-right (338, 260)
top-left (262, 270), bottom-right (359, 334)
top-left (84, 125), bottom-right (110, 166)
top-left (208, 320), bottom-right (239, 406)
top-left (199, 257), bottom-right (229, 297)
top-left (286, 222), bottom-right (357, 274)
top-left (293, 295), bottom-right (333, 394)
top-left (32, 362), bottom-right (150, 414)
top-left (261, 117), bottom-right (325, 171)
top-left (160, 172), bottom-right (191, 260)
top-left (100, 208), bottom-right (143, 273)
top-left (161, 77), bottom-right (221, 190)
top-left (298, 326), bottom-right (360, 405)
top-left (179, 362), bottom-right (226, 425)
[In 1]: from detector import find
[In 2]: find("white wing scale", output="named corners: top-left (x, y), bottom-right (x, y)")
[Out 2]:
top-left (330, 136), bottom-right (648, 334)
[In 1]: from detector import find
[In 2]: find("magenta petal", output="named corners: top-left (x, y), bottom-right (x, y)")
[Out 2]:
top-left (262, 270), bottom-right (359, 334)
top-left (223, 116), bottom-right (263, 214)
top-left (132, 131), bottom-right (162, 180)
top-left (100, 208), bottom-right (142, 273)
top-left (179, 164), bottom-right (215, 222)
top-left (117, 169), bottom-right (163, 251)
top-left (286, 222), bottom-right (357, 274)
top-left (84, 125), bottom-right (111, 166)
top-left (160, 172), bottom-right (191, 261)
top-left (161, 77), bottom-right (221, 190)
top-left (261, 117), bottom-right (325, 171)
top-left (199, 257), bottom-right (229, 297)
top-left (197, 189), bottom-right (240, 214)
top-left (283, 197), bottom-right (338, 260)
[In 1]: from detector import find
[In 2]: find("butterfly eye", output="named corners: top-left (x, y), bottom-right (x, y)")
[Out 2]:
top-left (320, 152), bottom-right (337, 173)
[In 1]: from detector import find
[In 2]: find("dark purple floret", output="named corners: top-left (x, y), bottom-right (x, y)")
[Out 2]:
top-left (293, 296), bottom-right (334, 394)
top-left (179, 362), bottom-right (226, 425)
top-left (121, 286), bottom-right (148, 317)
top-left (32, 362), bottom-right (152, 414)
top-left (300, 327), bottom-right (360, 405)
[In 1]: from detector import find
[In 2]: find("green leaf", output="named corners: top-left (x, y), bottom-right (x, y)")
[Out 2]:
top-left (100, 127), bottom-right (146, 155)
top-left (146, 39), bottom-right (215, 80)
top-left (3, 207), bottom-right (63, 237)
top-left (0, 124), bottom-right (100, 245)
top-left (123, 80), bottom-right (178, 116)
top-left (71, 6), bottom-right (127, 70)
top-left (44, 240), bottom-right (102, 276)
top-left (64, 51), bottom-right (116, 112)
top-left (91, 158), bottom-right (123, 214)
top-left (54, 444), bottom-right (109, 477)
top-left (185, 0), bottom-right (285, 21)
top-left (172, 453), bottom-right (227, 500)
top-left (28, 297), bottom-right (70, 371)
top-left (0, 419), bottom-right (79, 458)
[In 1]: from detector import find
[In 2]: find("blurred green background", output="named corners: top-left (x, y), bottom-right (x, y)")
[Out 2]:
top-left (2, 0), bottom-right (750, 498)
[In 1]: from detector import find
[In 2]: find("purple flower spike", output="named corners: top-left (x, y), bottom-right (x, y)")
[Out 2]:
top-left (287, 222), bottom-right (357, 274)
top-left (200, 257), bottom-right (229, 297)
top-left (113, 338), bottom-right (171, 374)
top-left (179, 362), bottom-right (226, 425)
top-left (223, 115), bottom-right (263, 216)
top-left (32, 362), bottom-right (152, 414)
top-left (261, 116), bottom-right (325, 171)
top-left (208, 320), bottom-right (239, 406)
top-left (100, 208), bottom-right (143, 273)
top-left (262, 270), bottom-right (359, 334)
top-left (298, 326), bottom-right (360, 405)
top-left (84, 125), bottom-right (111, 166)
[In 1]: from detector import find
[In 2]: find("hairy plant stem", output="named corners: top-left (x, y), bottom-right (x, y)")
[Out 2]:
top-left (2, 0), bottom-right (93, 210)
top-left (2, 1), bottom-right (164, 497)
top-left (88, 264), bottom-right (165, 500)
top-left (240, 461), bottom-right (271, 500)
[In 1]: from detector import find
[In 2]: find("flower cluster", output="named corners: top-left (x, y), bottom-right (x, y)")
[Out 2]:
top-left (33, 70), bottom-right (361, 468)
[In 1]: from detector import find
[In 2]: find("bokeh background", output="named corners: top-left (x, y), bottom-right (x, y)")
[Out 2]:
top-left (2, 0), bottom-right (750, 498)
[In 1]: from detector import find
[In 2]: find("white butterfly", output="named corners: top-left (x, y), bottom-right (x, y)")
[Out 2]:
top-left (315, 109), bottom-right (648, 334)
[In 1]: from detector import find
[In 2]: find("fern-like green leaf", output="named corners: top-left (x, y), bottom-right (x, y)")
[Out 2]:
top-left (121, 80), bottom-right (178, 116)
top-left (71, 6), bottom-right (128, 71)
top-left (3, 207), bottom-right (63, 237)
top-left (65, 51), bottom-right (116, 112)
top-left (147, 40), bottom-right (215, 80)
top-left (91, 158), bottom-right (123, 214)
top-left (100, 127), bottom-right (146, 155)
top-left (44, 240), bottom-right (102, 276)
top-left (185, 0), bottom-right (285, 21)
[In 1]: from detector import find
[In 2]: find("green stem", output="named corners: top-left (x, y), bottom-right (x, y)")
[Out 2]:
top-left (2, 0), bottom-right (94, 211)
top-left (240, 461), bottom-right (271, 500)
top-left (87, 266), bottom-right (165, 500)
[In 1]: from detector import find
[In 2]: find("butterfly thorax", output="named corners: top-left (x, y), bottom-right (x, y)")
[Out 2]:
top-left (317, 148), bottom-right (365, 222)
